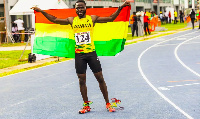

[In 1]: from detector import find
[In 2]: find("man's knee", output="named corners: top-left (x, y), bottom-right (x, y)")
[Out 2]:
top-left (79, 79), bottom-right (86, 86)
top-left (77, 74), bottom-right (86, 86)
top-left (94, 72), bottom-right (104, 83)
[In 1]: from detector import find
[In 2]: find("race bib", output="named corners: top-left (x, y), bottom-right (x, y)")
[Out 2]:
top-left (75, 32), bottom-right (91, 45)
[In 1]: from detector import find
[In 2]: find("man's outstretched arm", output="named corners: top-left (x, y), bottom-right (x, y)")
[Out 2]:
top-left (31, 7), bottom-right (73, 25)
top-left (94, 1), bottom-right (130, 23)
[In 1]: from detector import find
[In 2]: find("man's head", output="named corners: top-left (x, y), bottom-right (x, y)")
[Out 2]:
top-left (75, 0), bottom-right (86, 18)
top-left (133, 12), bottom-right (136, 15)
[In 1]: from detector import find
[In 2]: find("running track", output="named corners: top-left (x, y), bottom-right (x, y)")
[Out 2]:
top-left (0, 29), bottom-right (200, 119)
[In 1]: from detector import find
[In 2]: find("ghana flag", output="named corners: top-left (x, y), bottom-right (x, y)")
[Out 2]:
top-left (33, 6), bottom-right (131, 58)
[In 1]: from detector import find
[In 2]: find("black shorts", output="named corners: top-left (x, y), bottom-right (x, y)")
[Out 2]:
top-left (75, 51), bottom-right (102, 74)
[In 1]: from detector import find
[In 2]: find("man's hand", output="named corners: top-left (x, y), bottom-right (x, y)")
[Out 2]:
top-left (121, 1), bottom-right (131, 8)
top-left (31, 6), bottom-right (42, 12)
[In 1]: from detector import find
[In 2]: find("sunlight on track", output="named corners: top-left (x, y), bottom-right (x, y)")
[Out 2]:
top-left (174, 34), bottom-right (200, 77)
top-left (138, 31), bottom-right (198, 119)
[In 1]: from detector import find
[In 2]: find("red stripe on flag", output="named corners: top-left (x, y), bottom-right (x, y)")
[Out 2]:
top-left (35, 6), bottom-right (130, 24)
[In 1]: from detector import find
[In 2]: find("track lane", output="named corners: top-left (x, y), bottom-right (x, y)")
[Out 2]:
top-left (0, 30), bottom-right (199, 119)
top-left (139, 29), bottom-right (200, 119)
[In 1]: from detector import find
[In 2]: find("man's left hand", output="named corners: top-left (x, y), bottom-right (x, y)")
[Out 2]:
top-left (121, 1), bottom-right (131, 8)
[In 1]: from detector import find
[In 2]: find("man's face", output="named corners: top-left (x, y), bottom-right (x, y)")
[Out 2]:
top-left (75, 2), bottom-right (86, 18)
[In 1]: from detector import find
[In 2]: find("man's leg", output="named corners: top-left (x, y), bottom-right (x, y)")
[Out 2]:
top-left (199, 20), bottom-right (200, 29)
top-left (132, 25), bottom-right (135, 37)
top-left (136, 25), bottom-right (138, 37)
top-left (87, 51), bottom-right (109, 104)
top-left (147, 23), bottom-right (150, 35)
top-left (175, 17), bottom-right (177, 24)
top-left (144, 23), bottom-right (147, 35)
top-left (75, 53), bottom-right (88, 102)
top-left (77, 73), bottom-right (88, 102)
top-left (94, 71), bottom-right (109, 104)
top-left (192, 19), bottom-right (194, 29)
top-left (131, 24), bottom-right (133, 37)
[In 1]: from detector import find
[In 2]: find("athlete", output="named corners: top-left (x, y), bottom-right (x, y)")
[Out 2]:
top-left (31, 0), bottom-right (130, 114)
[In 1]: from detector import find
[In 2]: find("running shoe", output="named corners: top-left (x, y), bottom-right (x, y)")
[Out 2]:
top-left (106, 103), bottom-right (115, 112)
top-left (79, 101), bottom-right (93, 114)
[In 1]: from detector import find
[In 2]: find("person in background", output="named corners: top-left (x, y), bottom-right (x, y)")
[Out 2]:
top-left (198, 11), bottom-right (200, 29)
top-left (190, 9), bottom-right (196, 29)
top-left (130, 12), bottom-right (134, 37)
top-left (164, 11), bottom-right (168, 23)
top-left (132, 12), bottom-right (138, 37)
top-left (174, 10), bottom-right (177, 24)
top-left (143, 13), bottom-right (150, 36)
top-left (11, 23), bottom-right (19, 42)
top-left (159, 11), bottom-right (163, 24)
top-left (168, 11), bottom-right (171, 23)
top-left (14, 18), bottom-right (25, 43)
top-left (179, 10), bottom-right (184, 23)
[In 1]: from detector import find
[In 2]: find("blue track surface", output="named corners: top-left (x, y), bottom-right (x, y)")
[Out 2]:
top-left (0, 29), bottom-right (200, 119)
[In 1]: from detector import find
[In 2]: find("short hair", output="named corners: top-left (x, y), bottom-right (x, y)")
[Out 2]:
top-left (75, 0), bottom-right (86, 5)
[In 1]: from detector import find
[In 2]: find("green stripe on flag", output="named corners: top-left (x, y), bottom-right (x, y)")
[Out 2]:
top-left (94, 38), bottom-right (126, 56)
top-left (33, 36), bottom-right (126, 58)
top-left (33, 36), bottom-right (75, 58)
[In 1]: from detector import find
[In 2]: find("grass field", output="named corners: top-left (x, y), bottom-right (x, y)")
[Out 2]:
top-left (0, 50), bottom-right (31, 69)
top-left (126, 22), bottom-right (188, 41)
top-left (0, 42), bottom-right (31, 47)
top-left (159, 22), bottom-right (187, 31)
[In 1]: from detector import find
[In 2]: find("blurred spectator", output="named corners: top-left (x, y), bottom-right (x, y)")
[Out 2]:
top-left (160, 11), bottom-right (164, 24)
top-left (179, 10), bottom-right (184, 23)
top-left (143, 13), bottom-right (150, 36)
top-left (132, 12), bottom-right (138, 37)
top-left (130, 12), bottom-right (134, 37)
top-left (137, 14), bottom-right (144, 36)
top-left (164, 11), bottom-right (168, 23)
top-left (198, 11), bottom-right (200, 29)
top-left (14, 18), bottom-right (25, 43)
top-left (11, 23), bottom-right (19, 42)
top-left (174, 10), bottom-right (177, 24)
top-left (190, 9), bottom-right (195, 29)
top-left (169, 11), bottom-right (171, 23)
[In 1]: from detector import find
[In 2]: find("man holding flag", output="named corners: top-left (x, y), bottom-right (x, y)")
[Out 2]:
top-left (32, 0), bottom-right (130, 114)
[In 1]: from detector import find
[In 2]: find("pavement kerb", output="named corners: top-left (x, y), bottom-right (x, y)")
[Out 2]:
top-left (0, 57), bottom-right (63, 74)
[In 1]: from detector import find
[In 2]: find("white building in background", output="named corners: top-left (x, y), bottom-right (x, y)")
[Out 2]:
top-left (0, 0), bottom-right (68, 42)
top-left (62, 0), bottom-right (186, 16)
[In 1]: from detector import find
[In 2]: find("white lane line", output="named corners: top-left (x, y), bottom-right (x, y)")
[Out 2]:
top-left (158, 83), bottom-right (200, 90)
top-left (174, 35), bottom-right (200, 77)
top-left (59, 81), bottom-right (77, 88)
top-left (0, 95), bottom-right (41, 113)
top-left (138, 31), bottom-right (198, 119)
top-left (155, 41), bottom-right (200, 47)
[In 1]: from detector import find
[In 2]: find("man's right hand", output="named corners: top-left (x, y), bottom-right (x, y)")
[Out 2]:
top-left (31, 6), bottom-right (42, 12)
